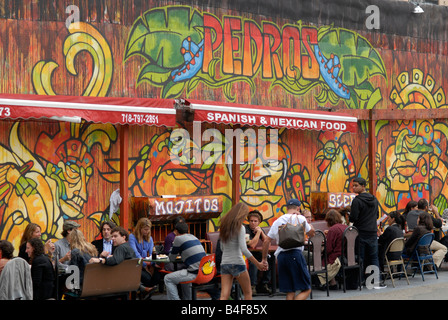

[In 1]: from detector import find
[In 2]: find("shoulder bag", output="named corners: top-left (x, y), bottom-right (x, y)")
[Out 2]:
top-left (278, 214), bottom-right (306, 249)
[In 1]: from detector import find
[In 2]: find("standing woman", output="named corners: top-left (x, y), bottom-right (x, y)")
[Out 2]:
top-left (129, 217), bottom-right (159, 294)
top-left (19, 223), bottom-right (42, 263)
top-left (219, 203), bottom-right (266, 300)
top-left (26, 237), bottom-right (55, 300)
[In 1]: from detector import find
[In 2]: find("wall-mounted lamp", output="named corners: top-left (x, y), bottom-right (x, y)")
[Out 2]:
top-left (413, 4), bottom-right (424, 14)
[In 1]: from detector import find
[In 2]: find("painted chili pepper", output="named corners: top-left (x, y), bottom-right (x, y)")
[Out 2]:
top-left (314, 45), bottom-right (350, 100)
top-left (171, 37), bottom-right (204, 82)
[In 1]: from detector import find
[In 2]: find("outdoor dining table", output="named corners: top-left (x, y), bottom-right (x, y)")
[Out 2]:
top-left (143, 255), bottom-right (183, 271)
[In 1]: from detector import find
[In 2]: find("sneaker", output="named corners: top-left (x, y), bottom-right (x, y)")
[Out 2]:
top-left (256, 284), bottom-right (271, 294)
top-left (251, 285), bottom-right (257, 295)
top-left (373, 283), bottom-right (387, 289)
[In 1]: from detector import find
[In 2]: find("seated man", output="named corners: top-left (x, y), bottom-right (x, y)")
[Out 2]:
top-left (164, 221), bottom-right (206, 300)
top-left (91, 221), bottom-right (116, 258)
top-left (89, 226), bottom-right (136, 265)
top-left (245, 210), bottom-right (270, 294)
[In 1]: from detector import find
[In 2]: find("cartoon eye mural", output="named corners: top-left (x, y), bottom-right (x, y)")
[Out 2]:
top-left (314, 45), bottom-right (350, 100)
top-left (171, 38), bottom-right (204, 83)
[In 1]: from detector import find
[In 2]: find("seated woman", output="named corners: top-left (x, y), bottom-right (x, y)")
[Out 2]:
top-left (129, 217), bottom-right (160, 296)
top-left (318, 209), bottom-right (347, 290)
top-left (377, 211), bottom-right (406, 272)
top-left (0, 240), bottom-right (14, 275)
top-left (404, 211), bottom-right (433, 256)
top-left (68, 229), bottom-right (98, 288)
top-left (26, 238), bottom-right (55, 300)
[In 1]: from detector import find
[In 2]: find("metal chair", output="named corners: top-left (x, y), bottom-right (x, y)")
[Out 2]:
top-left (383, 237), bottom-right (409, 287)
top-left (340, 226), bottom-right (362, 292)
top-left (307, 229), bottom-right (329, 298)
top-left (402, 233), bottom-right (438, 281)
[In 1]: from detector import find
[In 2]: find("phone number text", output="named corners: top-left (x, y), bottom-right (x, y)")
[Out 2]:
top-left (122, 113), bottom-right (159, 124)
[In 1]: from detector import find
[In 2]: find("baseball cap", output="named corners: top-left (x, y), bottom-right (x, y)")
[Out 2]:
top-left (286, 199), bottom-right (301, 207)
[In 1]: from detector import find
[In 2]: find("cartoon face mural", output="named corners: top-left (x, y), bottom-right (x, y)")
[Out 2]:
top-left (315, 131), bottom-right (356, 192)
top-left (0, 121), bottom-right (117, 253)
top-left (376, 69), bottom-right (448, 214)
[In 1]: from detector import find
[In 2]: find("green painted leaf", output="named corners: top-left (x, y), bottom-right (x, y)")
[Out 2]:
top-left (124, 6), bottom-right (203, 69)
top-left (162, 80), bottom-right (185, 98)
top-left (137, 63), bottom-right (172, 85)
top-left (318, 29), bottom-right (387, 87)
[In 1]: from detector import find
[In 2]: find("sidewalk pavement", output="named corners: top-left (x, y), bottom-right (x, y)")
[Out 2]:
top-left (151, 262), bottom-right (448, 301)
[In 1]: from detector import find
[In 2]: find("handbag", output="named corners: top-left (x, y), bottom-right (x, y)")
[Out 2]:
top-left (278, 214), bottom-right (306, 249)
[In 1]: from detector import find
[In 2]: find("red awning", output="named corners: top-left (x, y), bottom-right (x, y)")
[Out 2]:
top-left (182, 99), bottom-right (358, 133)
top-left (0, 94), bottom-right (177, 126)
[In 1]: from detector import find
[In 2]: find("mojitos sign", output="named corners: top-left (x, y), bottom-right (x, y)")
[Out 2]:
top-left (125, 6), bottom-right (386, 109)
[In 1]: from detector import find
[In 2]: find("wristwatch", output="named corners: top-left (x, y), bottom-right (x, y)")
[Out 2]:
top-left (99, 258), bottom-right (104, 264)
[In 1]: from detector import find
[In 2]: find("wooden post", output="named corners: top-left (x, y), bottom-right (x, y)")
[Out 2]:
top-left (119, 124), bottom-right (129, 230)
top-left (368, 110), bottom-right (377, 197)
top-left (232, 125), bottom-right (240, 206)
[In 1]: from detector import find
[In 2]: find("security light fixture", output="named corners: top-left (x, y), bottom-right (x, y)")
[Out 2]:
top-left (413, 4), bottom-right (424, 14)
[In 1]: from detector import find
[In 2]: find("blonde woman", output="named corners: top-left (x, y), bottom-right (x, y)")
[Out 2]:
top-left (68, 229), bottom-right (98, 287)
top-left (219, 203), bottom-right (266, 300)
top-left (130, 217), bottom-right (159, 296)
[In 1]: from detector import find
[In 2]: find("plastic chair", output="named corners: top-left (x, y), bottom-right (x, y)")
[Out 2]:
top-left (383, 237), bottom-right (409, 287)
top-left (340, 226), bottom-right (362, 292)
top-left (402, 233), bottom-right (438, 281)
top-left (179, 254), bottom-right (217, 300)
top-left (307, 229), bottom-right (329, 298)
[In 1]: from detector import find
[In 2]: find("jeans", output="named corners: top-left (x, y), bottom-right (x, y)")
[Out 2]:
top-left (359, 234), bottom-right (379, 281)
top-left (164, 269), bottom-right (197, 300)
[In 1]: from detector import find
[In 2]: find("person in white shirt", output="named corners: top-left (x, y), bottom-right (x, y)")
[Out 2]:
top-left (261, 199), bottom-right (315, 300)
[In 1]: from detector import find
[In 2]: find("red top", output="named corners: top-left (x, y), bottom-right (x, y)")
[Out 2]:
top-left (326, 223), bottom-right (348, 265)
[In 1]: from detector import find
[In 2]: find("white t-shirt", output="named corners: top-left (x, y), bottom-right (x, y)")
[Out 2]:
top-left (267, 213), bottom-right (311, 257)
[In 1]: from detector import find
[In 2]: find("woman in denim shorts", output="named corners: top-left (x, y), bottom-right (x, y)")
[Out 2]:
top-left (219, 203), bottom-right (266, 300)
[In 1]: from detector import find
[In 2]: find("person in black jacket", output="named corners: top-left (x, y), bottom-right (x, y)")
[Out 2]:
top-left (349, 177), bottom-right (382, 286)
top-left (91, 221), bottom-right (116, 258)
top-left (26, 238), bottom-right (55, 300)
top-left (377, 211), bottom-right (405, 272)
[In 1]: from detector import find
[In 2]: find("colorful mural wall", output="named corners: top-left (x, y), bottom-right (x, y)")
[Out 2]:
top-left (0, 1), bottom-right (447, 252)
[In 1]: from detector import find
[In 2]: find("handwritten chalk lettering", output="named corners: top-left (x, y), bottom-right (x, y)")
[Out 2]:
top-left (328, 193), bottom-right (356, 208)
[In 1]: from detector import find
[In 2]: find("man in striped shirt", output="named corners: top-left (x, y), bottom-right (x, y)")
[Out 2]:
top-left (164, 221), bottom-right (206, 300)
